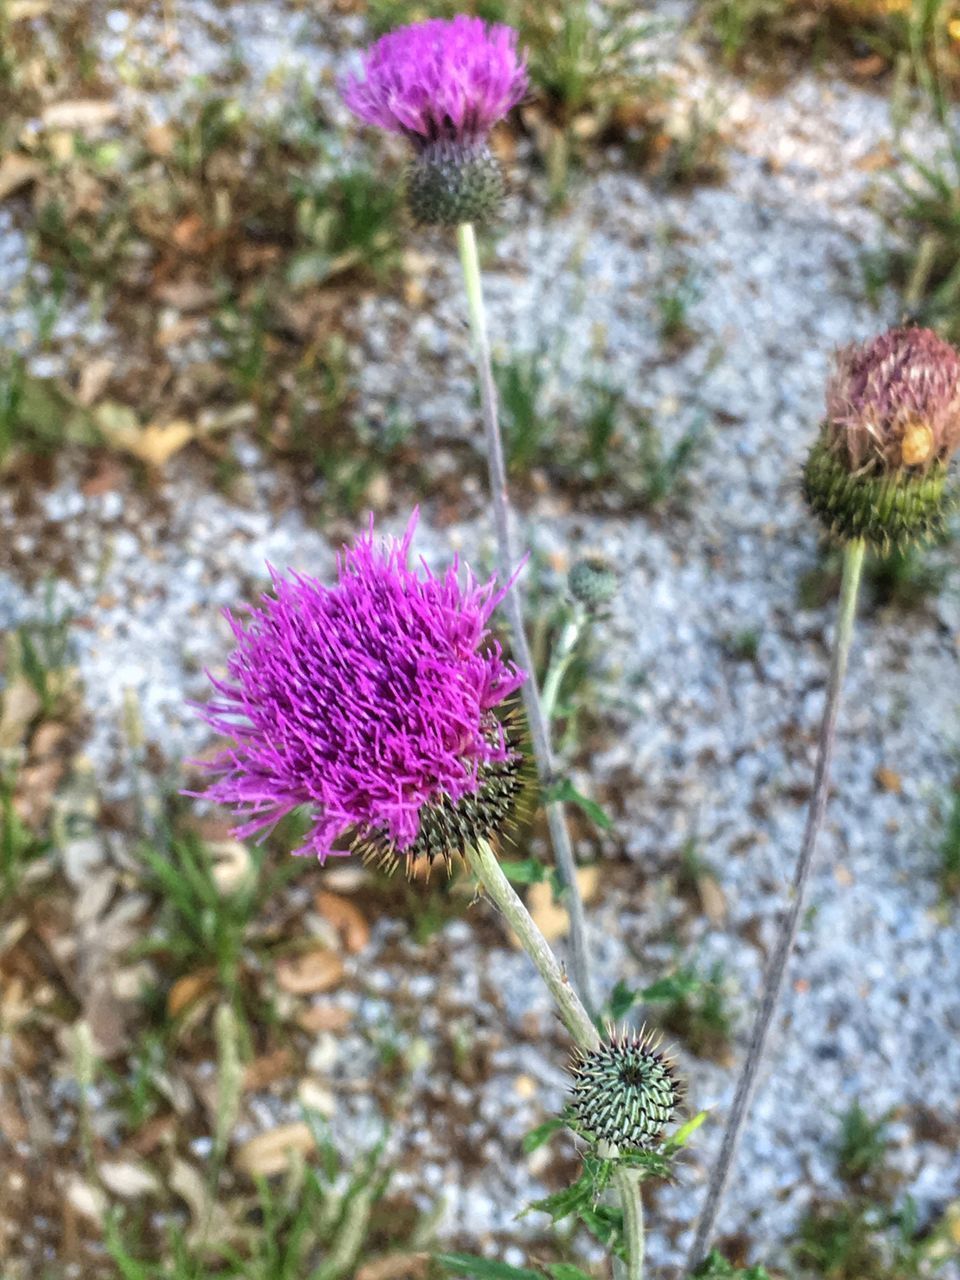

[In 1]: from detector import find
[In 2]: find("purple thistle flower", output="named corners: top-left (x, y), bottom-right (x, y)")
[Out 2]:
top-left (192, 512), bottom-right (526, 866)
top-left (825, 325), bottom-right (960, 473)
top-left (341, 17), bottom-right (527, 148)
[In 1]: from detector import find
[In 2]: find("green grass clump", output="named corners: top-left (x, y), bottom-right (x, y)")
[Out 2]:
top-left (656, 960), bottom-right (736, 1061)
top-left (105, 1126), bottom-right (425, 1280)
top-left (493, 348), bottom-right (701, 509)
top-left (834, 1102), bottom-right (892, 1187)
top-left (795, 1107), bottom-right (959, 1279)
top-left (698, 0), bottom-right (960, 81)
top-left (936, 780), bottom-right (960, 898)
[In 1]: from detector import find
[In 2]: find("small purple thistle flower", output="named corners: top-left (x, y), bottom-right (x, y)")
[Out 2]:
top-left (193, 512), bottom-right (526, 865)
top-left (341, 17), bottom-right (528, 226)
top-left (341, 17), bottom-right (527, 147)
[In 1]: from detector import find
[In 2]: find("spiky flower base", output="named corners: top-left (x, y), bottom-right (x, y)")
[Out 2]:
top-left (407, 140), bottom-right (505, 227)
top-left (569, 1028), bottom-right (681, 1152)
top-left (355, 749), bottom-right (525, 873)
top-left (803, 435), bottom-right (953, 552)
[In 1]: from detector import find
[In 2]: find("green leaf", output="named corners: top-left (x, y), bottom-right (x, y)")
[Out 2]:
top-left (665, 1109), bottom-right (708, 1152)
top-left (547, 779), bottom-right (613, 830)
top-left (545, 1266), bottom-right (593, 1280)
top-left (526, 1157), bottom-right (612, 1224)
top-left (578, 1204), bottom-right (625, 1258)
top-left (692, 1251), bottom-right (773, 1279)
top-left (436, 1253), bottom-right (543, 1280)
top-left (607, 979), bottom-right (636, 1020)
top-left (501, 858), bottom-right (547, 885)
top-left (522, 1116), bottom-right (566, 1154)
top-left (639, 971), bottom-right (701, 1003)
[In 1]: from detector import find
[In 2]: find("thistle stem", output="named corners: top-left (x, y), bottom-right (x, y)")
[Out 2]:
top-left (540, 606), bottom-right (587, 727)
top-left (686, 536), bottom-right (867, 1270)
top-left (456, 220), bottom-right (596, 1015)
top-left (466, 837), bottom-right (599, 1053)
top-left (613, 1166), bottom-right (646, 1280)
top-left (463, 842), bottom-right (649, 1280)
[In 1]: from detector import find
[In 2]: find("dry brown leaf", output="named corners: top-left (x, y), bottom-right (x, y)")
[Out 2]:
top-left (0, 676), bottom-right (41, 749)
top-left (849, 53), bottom-right (887, 77)
top-left (275, 948), bottom-right (344, 995)
top-left (875, 766), bottom-right (902, 794)
top-left (576, 865), bottom-right (599, 902)
top-left (856, 142), bottom-right (894, 173)
top-left (314, 890), bottom-right (370, 953)
top-left (170, 1158), bottom-right (233, 1245)
top-left (64, 1176), bottom-right (107, 1226)
top-left (167, 969), bottom-right (216, 1019)
top-left (13, 759), bottom-right (64, 826)
top-left (98, 1159), bottom-right (160, 1198)
top-left (76, 358), bottom-right (116, 408)
top-left (96, 403), bottom-right (195, 467)
top-left (356, 1253), bottom-right (431, 1280)
top-left (42, 100), bottom-right (120, 132)
top-left (209, 839), bottom-right (253, 894)
top-left (153, 278), bottom-right (218, 312)
top-left (8, 1), bottom-right (52, 17)
top-left (696, 873), bottom-right (727, 925)
top-left (523, 881), bottom-right (568, 944)
top-left (143, 122), bottom-right (176, 157)
top-left (234, 1122), bottom-right (317, 1178)
top-left (297, 1003), bottom-right (351, 1034)
top-left (242, 1048), bottom-right (293, 1091)
top-left (30, 720), bottom-right (69, 759)
top-left (0, 154), bottom-right (41, 202)
top-left (81, 458), bottom-right (127, 498)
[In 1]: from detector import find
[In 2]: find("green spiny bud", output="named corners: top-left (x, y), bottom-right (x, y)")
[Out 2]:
top-left (568, 557), bottom-right (620, 610)
top-left (568, 1026), bottom-right (682, 1153)
top-left (804, 326), bottom-right (960, 550)
top-left (802, 438), bottom-right (952, 552)
top-left (406, 140), bottom-right (505, 227)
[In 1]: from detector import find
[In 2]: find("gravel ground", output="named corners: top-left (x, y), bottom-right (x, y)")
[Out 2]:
top-left (2, 4), bottom-right (960, 1274)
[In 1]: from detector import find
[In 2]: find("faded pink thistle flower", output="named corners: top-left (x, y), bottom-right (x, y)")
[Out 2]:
top-left (825, 325), bottom-right (960, 474)
top-left (341, 17), bottom-right (527, 148)
top-left (193, 512), bottom-right (526, 865)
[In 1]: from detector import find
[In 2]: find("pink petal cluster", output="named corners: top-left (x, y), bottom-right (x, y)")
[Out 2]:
top-left (193, 513), bottom-right (525, 863)
top-left (826, 325), bottom-right (960, 472)
top-left (341, 16), bottom-right (527, 146)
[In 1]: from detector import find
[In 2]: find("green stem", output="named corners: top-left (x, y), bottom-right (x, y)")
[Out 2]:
top-left (456, 220), bottom-right (596, 1014)
top-left (613, 1166), bottom-right (645, 1280)
top-left (686, 537), bottom-right (867, 1270)
top-left (465, 837), bottom-right (599, 1052)
top-left (465, 840), bottom-right (649, 1280)
top-left (540, 607), bottom-right (587, 727)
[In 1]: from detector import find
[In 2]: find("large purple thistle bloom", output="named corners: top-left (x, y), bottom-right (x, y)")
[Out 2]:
top-left (193, 513), bottom-right (525, 864)
top-left (341, 16), bottom-right (527, 146)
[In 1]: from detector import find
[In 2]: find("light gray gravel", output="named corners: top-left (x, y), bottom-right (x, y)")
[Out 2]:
top-left (2, 4), bottom-right (960, 1274)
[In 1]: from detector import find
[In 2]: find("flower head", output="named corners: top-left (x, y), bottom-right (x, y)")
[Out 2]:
top-left (341, 17), bottom-right (527, 226)
top-left (193, 512), bottom-right (526, 867)
top-left (342, 17), bottom-right (527, 147)
top-left (825, 325), bottom-right (960, 473)
top-left (568, 1027), bottom-right (682, 1153)
top-left (804, 326), bottom-right (960, 549)
top-left (568, 556), bottom-right (620, 611)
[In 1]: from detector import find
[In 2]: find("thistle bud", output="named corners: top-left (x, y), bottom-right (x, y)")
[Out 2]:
top-left (803, 326), bottom-right (960, 550)
top-left (568, 1027), bottom-right (682, 1153)
top-left (568, 557), bottom-right (620, 610)
top-left (406, 140), bottom-right (505, 227)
